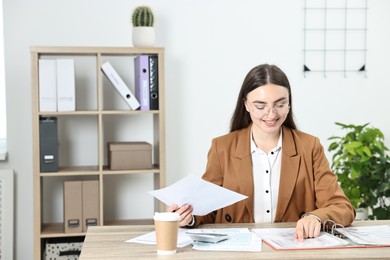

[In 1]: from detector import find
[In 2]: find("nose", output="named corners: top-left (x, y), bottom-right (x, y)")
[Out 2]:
top-left (265, 107), bottom-right (277, 116)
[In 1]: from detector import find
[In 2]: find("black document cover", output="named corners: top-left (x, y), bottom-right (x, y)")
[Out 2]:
top-left (148, 55), bottom-right (159, 110)
top-left (40, 117), bottom-right (58, 172)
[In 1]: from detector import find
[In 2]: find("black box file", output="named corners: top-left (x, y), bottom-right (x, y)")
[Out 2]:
top-left (40, 117), bottom-right (58, 172)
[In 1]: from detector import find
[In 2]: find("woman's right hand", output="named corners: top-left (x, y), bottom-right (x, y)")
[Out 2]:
top-left (168, 204), bottom-right (194, 227)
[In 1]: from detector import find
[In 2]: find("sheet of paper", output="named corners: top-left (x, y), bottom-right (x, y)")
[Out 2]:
top-left (125, 228), bottom-right (193, 248)
top-left (148, 174), bottom-right (248, 216)
top-left (191, 228), bottom-right (262, 252)
top-left (251, 228), bottom-right (349, 250)
top-left (335, 225), bottom-right (390, 245)
top-left (126, 228), bottom-right (261, 252)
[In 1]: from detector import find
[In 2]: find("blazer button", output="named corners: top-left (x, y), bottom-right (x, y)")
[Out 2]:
top-left (225, 214), bottom-right (232, 222)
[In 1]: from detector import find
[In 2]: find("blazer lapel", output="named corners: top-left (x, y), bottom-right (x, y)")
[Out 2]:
top-left (275, 126), bottom-right (301, 222)
top-left (234, 126), bottom-right (255, 221)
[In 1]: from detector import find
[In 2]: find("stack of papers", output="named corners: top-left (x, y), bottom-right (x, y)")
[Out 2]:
top-left (191, 228), bottom-right (262, 252)
top-left (126, 228), bottom-right (262, 252)
top-left (126, 228), bottom-right (193, 248)
top-left (127, 225), bottom-right (390, 251)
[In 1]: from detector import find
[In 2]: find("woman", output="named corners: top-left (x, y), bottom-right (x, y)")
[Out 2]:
top-left (169, 64), bottom-right (355, 240)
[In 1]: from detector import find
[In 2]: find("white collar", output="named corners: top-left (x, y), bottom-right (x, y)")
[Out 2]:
top-left (250, 128), bottom-right (283, 154)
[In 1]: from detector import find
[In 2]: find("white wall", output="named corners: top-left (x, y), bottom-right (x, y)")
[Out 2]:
top-left (2, 0), bottom-right (390, 259)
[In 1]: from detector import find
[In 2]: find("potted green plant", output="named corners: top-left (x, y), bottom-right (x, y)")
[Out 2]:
top-left (131, 6), bottom-right (155, 47)
top-left (328, 122), bottom-right (390, 220)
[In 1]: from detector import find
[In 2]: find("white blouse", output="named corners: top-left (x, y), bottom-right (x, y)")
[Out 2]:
top-left (250, 130), bottom-right (283, 223)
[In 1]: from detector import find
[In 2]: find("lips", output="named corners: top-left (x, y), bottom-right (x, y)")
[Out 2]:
top-left (263, 119), bottom-right (278, 127)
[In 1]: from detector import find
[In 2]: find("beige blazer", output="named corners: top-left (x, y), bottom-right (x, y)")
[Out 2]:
top-left (194, 125), bottom-right (355, 227)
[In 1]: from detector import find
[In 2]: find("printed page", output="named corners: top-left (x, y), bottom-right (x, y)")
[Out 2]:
top-left (126, 228), bottom-right (193, 248)
top-left (335, 225), bottom-right (390, 246)
top-left (251, 228), bottom-right (349, 250)
top-left (191, 228), bottom-right (262, 252)
top-left (148, 174), bottom-right (248, 216)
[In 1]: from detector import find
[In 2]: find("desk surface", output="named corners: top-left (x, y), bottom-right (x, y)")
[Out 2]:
top-left (80, 220), bottom-right (390, 259)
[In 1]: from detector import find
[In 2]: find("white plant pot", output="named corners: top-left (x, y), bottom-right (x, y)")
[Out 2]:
top-left (355, 207), bottom-right (368, 220)
top-left (132, 27), bottom-right (155, 47)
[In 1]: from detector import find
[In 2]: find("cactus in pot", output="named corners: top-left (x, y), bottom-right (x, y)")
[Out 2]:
top-left (132, 6), bottom-right (154, 27)
top-left (131, 6), bottom-right (156, 47)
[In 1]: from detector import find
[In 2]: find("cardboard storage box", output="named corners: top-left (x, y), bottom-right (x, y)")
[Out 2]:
top-left (82, 180), bottom-right (100, 232)
top-left (63, 180), bottom-right (100, 234)
top-left (108, 141), bottom-right (152, 170)
top-left (64, 181), bottom-right (82, 234)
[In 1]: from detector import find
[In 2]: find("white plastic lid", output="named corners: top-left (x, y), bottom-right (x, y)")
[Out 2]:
top-left (153, 212), bottom-right (180, 221)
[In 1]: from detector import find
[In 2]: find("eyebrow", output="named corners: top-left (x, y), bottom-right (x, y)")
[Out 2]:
top-left (252, 97), bottom-right (288, 105)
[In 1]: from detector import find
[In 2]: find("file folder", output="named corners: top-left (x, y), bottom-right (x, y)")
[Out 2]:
top-left (82, 180), bottom-right (99, 232)
top-left (101, 61), bottom-right (140, 110)
top-left (64, 181), bottom-right (83, 233)
top-left (57, 59), bottom-right (76, 111)
top-left (148, 55), bottom-right (159, 110)
top-left (134, 55), bottom-right (150, 110)
top-left (39, 117), bottom-right (58, 172)
top-left (38, 59), bottom-right (57, 112)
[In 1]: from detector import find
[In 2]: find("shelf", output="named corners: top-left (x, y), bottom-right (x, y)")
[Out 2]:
top-left (30, 46), bottom-right (164, 55)
top-left (40, 219), bottom-right (154, 238)
top-left (101, 110), bottom-right (159, 115)
top-left (41, 223), bottom-right (84, 238)
top-left (101, 166), bottom-right (160, 175)
top-left (38, 110), bottom-right (160, 116)
top-left (39, 166), bottom-right (99, 177)
top-left (39, 166), bottom-right (160, 177)
top-left (38, 111), bottom-right (100, 116)
top-left (32, 46), bottom-right (166, 259)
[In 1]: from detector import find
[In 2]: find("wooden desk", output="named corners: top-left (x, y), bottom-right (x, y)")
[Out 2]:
top-left (80, 220), bottom-right (390, 259)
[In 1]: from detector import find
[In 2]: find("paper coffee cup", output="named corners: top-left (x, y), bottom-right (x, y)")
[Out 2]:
top-left (153, 212), bottom-right (180, 255)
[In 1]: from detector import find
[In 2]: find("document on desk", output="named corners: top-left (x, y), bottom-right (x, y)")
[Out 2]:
top-left (334, 225), bottom-right (390, 246)
top-left (148, 174), bottom-right (248, 215)
top-left (251, 228), bottom-right (349, 250)
top-left (126, 228), bottom-right (261, 251)
top-left (191, 228), bottom-right (262, 252)
top-left (126, 228), bottom-right (193, 248)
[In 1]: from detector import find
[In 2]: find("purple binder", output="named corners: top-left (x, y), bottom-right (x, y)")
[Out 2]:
top-left (134, 55), bottom-right (150, 110)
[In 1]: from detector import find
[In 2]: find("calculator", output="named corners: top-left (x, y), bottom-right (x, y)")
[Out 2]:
top-left (186, 232), bottom-right (229, 243)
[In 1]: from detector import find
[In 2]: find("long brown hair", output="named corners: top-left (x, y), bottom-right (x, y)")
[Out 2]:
top-left (230, 64), bottom-right (297, 132)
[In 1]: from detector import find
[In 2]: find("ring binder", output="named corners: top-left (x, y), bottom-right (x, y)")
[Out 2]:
top-left (148, 54), bottom-right (159, 110)
top-left (323, 219), bottom-right (345, 238)
top-left (253, 221), bottom-right (390, 250)
top-left (101, 61), bottom-right (140, 110)
top-left (134, 55), bottom-right (150, 110)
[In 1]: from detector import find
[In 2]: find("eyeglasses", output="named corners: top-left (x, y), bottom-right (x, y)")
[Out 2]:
top-left (247, 100), bottom-right (290, 116)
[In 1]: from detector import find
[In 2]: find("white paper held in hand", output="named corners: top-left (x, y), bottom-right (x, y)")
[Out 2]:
top-left (148, 174), bottom-right (248, 216)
